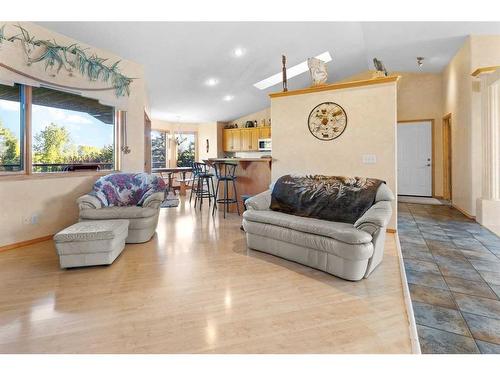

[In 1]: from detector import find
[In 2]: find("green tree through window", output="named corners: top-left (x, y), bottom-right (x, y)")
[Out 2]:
top-left (176, 133), bottom-right (195, 167)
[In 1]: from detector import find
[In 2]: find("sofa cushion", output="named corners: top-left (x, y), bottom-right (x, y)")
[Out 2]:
top-left (54, 219), bottom-right (129, 243)
top-left (79, 206), bottom-right (158, 220)
top-left (243, 220), bottom-right (374, 260)
top-left (243, 210), bottom-right (372, 245)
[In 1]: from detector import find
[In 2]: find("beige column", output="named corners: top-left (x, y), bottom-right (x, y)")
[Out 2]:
top-left (475, 68), bottom-right (500, 235)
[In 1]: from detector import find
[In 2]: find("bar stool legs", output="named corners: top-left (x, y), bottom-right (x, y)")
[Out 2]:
top-left (192, 162), bottom-right (215, 210)
top-left (212, 162), bottom-right (239, 218)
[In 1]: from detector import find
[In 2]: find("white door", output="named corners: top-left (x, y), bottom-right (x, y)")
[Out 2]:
top-left (397, 122), bottom-right (432, 196)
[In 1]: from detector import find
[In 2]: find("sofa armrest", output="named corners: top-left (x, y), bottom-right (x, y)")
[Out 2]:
top-left (142, 191), bottom-right (165, 209)
top-left (245, 190), bottom-right (272, 211)
top-left (76, 194), bottom-right (102, 210)
top-left (354, 201), bottom-right (392, 235)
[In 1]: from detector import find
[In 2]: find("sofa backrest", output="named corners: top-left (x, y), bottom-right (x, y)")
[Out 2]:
top-left (375, 183), bottom-right (394, 202)
top-left (90, 173), bottom-right (165, 207)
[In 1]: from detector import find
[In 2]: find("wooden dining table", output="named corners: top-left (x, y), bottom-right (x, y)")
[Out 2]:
top-left (153, 167), bottom-right (193, 195)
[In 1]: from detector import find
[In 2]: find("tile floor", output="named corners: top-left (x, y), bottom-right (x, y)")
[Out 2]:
top-left (398, 202), bottom-right (500, 354)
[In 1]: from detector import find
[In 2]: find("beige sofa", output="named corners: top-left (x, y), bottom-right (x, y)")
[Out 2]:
top-left (242, 183), bottom-right (394, 281)
top-left (77, 192), bottom-right (164, 243)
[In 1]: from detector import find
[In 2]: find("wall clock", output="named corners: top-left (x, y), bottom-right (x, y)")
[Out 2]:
top-left (307, 102), bottom-right (347, 141)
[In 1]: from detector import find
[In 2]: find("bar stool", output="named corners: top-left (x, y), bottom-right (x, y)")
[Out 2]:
top-left (212, 162), bottom-right (240, 218)
top-left (192, 162), bottom-right (215, 210)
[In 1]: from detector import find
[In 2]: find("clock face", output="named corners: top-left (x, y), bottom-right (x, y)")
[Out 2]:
top-left (307, 102), bottom-right (347, 141)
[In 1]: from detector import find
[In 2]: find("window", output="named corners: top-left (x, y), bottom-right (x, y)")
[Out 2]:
top-left (0, 84), bottom-right (120, 176)
top-left (175, 132), bottom-right (196, 167)
top-left (0, 84), bottom-right (23, 173)
top-left (31, 87), bottom-right (115, 173)
top-left (151, 130), bottom-right (169, 169)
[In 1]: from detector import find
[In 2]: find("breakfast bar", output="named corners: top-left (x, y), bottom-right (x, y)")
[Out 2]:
top-left (206, 158), bottom-right (272, 213)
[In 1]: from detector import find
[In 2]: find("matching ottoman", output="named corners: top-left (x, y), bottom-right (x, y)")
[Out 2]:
top-left (54, 220), bottom-right (129, 268)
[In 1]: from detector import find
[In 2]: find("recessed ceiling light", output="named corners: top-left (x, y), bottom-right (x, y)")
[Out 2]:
top-left (233, 47), bottom-right (245, 57)
top-left (205, 78), bottom-right (219, 87)
top-left (253, 51), bottom-right (332, 90)
top-left (223, 95), bottom-right (234, 101)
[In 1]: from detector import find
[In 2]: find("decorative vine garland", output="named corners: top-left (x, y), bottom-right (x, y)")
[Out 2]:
top-left (0, 24), bottom-right (133, 97)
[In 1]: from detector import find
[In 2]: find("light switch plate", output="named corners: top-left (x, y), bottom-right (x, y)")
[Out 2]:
top-left (362, 154), bottom-right (377, 164)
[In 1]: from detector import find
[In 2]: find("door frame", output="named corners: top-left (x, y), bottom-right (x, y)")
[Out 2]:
top-left (442, 113), bottom-right (452, 201)
top-left (397, 119), bottom-right (435, 197)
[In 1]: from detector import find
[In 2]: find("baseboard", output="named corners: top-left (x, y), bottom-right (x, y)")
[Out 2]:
top-left (0, 234), bottom-right (53, 252)
top-left (387, 228), bottom-right (397, 233)
top-left (433, 195), bottom-right (444, 199)
top-left (451, 204), bottom-right (476, 220)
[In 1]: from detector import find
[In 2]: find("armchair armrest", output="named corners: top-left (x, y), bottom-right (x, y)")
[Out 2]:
top-left (142, 191), bottom-right (165, 209)
top-left (354, 201), bottom-right (392, 235)
top-left (245, 190), bottom-right (271, 211)
top-left (77, 194), bottom-right (102, 210)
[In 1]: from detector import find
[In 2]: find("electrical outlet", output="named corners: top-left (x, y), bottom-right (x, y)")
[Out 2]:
top-left (22, 214), bottom-right (39, 225)
top-left (362, 154), bottom-right (377, 164)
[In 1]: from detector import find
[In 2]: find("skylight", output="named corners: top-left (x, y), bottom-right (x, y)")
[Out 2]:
top-left (253, 51), bottom-right (332, 90)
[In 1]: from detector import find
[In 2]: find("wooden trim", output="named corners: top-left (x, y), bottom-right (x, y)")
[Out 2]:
top-left (24, 86), bottom-right (33, 175)
top-left (0, 234), bottom-right (53, 252)
top-left (387, 228), bottom-right (397, 233)
top-left (442, 113), bottom-right (452, 200)
top-left (452, 204), bottom-right (475, 220)
top-left (269, 75), bottom-right (401, 98)
top-left (471, 66), bottom-right (500, 77)
top-left (115, 110), bottom-right (122, 172)
top-left (0, 170), bottom-right (109, 181)
top-left (397, 119), bottom-right (435, 197)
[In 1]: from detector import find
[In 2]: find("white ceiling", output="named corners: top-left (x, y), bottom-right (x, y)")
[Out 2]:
top-left (38, 22), bottom-right (500, 123)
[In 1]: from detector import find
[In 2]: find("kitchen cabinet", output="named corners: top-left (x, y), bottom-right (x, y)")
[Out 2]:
top-left (240, 128), bottom-right (259, 151)
top-left (223, 129), bottom-right (242, 151)
top-left (222, 127), bottom-right (270, 152)
top-left (259, 127), bottom-right (271, 139)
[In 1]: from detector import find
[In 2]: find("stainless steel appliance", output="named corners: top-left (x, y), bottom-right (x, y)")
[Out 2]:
top-left (258, 138), bottom-right (272, 151)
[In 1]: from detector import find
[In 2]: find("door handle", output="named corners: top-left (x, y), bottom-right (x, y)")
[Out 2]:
top-left (426, 163), bottom-right (431, 167)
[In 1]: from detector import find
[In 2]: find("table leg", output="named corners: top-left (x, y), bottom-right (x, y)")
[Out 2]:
top-left (168, 172), bottom-right (173, 193)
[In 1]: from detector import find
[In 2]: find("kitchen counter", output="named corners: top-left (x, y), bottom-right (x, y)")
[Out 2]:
top-left (206, 158), bottom-right (271, 213)
top-left (207, 157), bottom-right (272, 162)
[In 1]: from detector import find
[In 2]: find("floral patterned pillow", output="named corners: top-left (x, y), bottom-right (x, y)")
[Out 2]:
top-left (90, 173), bottom-right (165, 207)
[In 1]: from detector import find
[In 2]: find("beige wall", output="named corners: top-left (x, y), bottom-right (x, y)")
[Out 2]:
top-left (0, 22), bottom-right (147, 247)
top-left (151, 119), bottom-right (220, 164)
top-left (442, 38), bottom-right (473, 215)
top-left (441, 35), bottom-right (500, 217)
top-left (230, 107), bottom-right (271, 128)
top-left (442, 37), bottom-right (484, 217)
top-left (271, 81), bottom-right (398, 229)
top-left (234, 72), bottom-right (445, 197)
top-left (396, 71), bottom-right (444, 197)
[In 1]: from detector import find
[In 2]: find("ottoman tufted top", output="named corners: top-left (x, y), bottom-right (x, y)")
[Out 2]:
top-left (54, 220), bottom-right (129, 243)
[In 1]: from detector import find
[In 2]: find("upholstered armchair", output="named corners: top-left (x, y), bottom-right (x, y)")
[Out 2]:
top-left (77, 173), bottom-right (165, 243)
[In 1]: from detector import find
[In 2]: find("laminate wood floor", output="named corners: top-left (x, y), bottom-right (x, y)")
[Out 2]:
top-left (0, 198), bottom-right (412, 353)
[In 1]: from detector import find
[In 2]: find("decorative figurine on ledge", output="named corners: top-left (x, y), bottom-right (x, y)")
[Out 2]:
top-left (373, 58), bottom-right (389, 77)
top-left (307, 57), bottom-right (328, 86)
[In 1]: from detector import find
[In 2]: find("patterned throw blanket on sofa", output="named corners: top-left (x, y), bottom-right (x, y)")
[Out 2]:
top-left (270, 175), bottom-right (384, 224)
top-left (90, 173), bottom-right (165, 207)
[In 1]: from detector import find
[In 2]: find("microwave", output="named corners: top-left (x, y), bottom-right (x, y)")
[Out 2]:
top-left (258, 138), bottom-right (272, 151)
